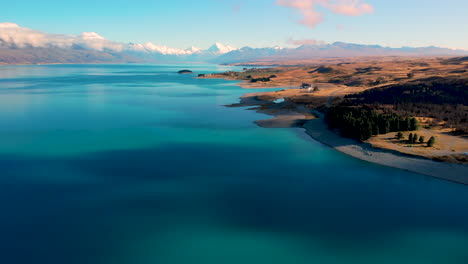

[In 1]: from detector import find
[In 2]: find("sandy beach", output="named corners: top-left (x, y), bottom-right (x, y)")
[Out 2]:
top-left (302, 117), bottom-right (468, 185)
top-left (231, 92), bottom-right (468, 185)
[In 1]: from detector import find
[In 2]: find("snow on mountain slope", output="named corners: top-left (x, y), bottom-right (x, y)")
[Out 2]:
top-left (1, 22), bottom-right (468, 65)
top-left (207, 42), bottom-right (237, 54)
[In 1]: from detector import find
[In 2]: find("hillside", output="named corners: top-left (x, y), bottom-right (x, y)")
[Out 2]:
top-left (0, 47), bottom-right (141, 65)
top-left (215, 43), bottom-right (468, 65)
top-left (343, 76), bottom-right (468, 133)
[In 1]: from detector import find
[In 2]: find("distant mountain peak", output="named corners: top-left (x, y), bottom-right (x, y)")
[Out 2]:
top-left (1, 22), bottom-right (468, 65)
top-left (207, 42), bottom-right (237, 54)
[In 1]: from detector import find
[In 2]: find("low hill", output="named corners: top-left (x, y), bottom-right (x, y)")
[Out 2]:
top-left (345, 76), bottom-right (468, 105)
top-left (343, 76), bottom-right (468, 133)
top-left (215, 43), bottom-right (468, 65)
top-left (0, 47), bottom-right (141, 65)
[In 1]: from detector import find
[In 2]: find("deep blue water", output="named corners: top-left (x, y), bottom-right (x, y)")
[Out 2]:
top-left (0, 64), bottom-right (467, 264)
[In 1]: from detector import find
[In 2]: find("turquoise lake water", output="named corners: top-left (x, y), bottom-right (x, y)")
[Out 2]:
top-left (0, 64), bottom-right (467, 264)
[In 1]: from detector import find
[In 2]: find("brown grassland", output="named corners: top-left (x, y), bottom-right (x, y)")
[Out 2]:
top-left (202, 56), bottom-right (468, 165)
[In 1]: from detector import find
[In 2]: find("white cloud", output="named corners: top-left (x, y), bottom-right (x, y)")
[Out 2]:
top-left (129, 42), bottom-right (236, 55)
top-left (79, 32), bottom-right (105, 40)
top-left (0, 23), bottom-right (21, 29)
top-left (75, 32), bottom-right (125, 51)
top-left (0, 22), bottom-right (71, 48)
top-left (0, 22), bottom-right (124, 51)
top-left (0, 22), bottom-right (238, 55)
top-left (287, 38), bottom-right (327, 46)
top-left (277, 0), bottom-right (374, 28)
top-left (128, 42), bottom-right (203, 55)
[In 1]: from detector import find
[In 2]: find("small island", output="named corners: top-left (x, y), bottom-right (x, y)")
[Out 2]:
top-left (178, 69), bottom-right (193, 74)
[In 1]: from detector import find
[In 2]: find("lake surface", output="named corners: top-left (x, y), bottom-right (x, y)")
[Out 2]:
top-left (0, 64), bottom-right (467, 264)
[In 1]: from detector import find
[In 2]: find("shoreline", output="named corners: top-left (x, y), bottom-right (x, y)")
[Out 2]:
top-left (301, 116), bottom-right (468, 185)
top-left (227, 85), bottom-right (468, 185)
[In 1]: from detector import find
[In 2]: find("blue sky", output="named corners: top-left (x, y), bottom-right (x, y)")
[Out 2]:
top-left (2, 0), bottom-right (468, 49)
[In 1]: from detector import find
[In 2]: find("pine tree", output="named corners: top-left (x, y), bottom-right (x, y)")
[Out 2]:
top-left (384, 120), bottom-right (390, 134)
top-left (419, 136), bottom-right (425, 144)
top-left (413, 134), bottom-right (419, 144)
top-left (408, 133), bottom-right (414, 143)
top-left (427, 136), bottom-right (436, 147)
top-left (410, 118), bottom-right (419, 131)
top-left (396, 131), bottom-right (403, 140)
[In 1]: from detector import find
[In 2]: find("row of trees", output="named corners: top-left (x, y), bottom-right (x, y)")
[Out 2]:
top-left (409, 133), bottom-right (424, 144)
top-left (250, 77), bottom-right (271, 83)
top-left (397, 132), bottom-right (436, 147)
top-left (326, 106), bottom-right (419, 141)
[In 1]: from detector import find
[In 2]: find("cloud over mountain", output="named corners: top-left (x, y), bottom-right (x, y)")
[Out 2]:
top-left (0, 22), bottom-right (73, 48)
top-left (128, 42), bottom-right (204, 55)
top-left (287, 38), bottom-right (326, 46)
top-left (0, 22), bottom-right (125, 51)
top-left (1, 22), bottom-right (466, 65)
top-left (276, 0), bottom-right (373, 28)
top-left (0, 22), bottom-right (237, 56)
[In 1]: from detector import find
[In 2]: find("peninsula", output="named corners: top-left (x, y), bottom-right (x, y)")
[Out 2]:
top-left (201, 56), bottom-right (468, 184)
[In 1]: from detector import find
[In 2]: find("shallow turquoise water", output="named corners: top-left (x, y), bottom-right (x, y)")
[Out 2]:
top-left (0, 64), bottom-right (467, 264)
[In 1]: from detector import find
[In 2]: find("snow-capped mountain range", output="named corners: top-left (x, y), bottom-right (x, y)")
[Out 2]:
top-left (1, 22), bottom-right (467, 65)
top-left (128, 42), bottom-right (236, 55)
